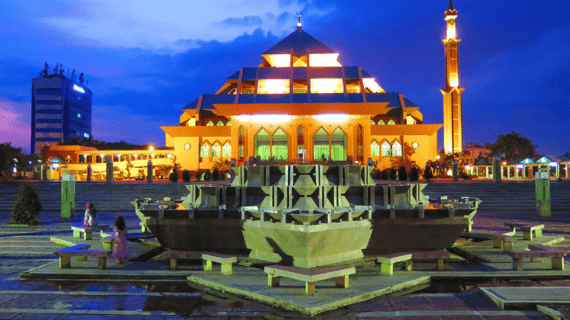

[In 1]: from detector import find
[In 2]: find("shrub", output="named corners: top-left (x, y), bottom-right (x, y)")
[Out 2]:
top-left (409, 167), bottom-right (420, 181)
top-left (381, 169), bottom-right (389, 180)
top-left (169, 172), bottom-right (178, 183)
top-left (203, 169), bottom-right (211, 181)
top-left (389, 168), bottom-right (398, 180)
top-left (182, 170), bottom-right (191, 182)
top-left (372, 170), bottom-right (381, 180)
top-left (398, 166), bottom-right (407, 181)
top-left (423, 164), bottom-right (434, 181)
top-left (11, 183), bottom-right (41, 224)
top-left (212, 168), bottom-right (219, 181)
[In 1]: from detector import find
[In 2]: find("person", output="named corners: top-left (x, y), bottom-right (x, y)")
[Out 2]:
top-left (83, 203), bottom-right (98, 227)
top-left (112, 216), bottom-right (129, 265)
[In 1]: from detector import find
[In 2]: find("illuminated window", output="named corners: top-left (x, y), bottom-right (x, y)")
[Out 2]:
top-left (313, 127), bottom-right (329, 161)
top-left (257, 79), bottom-right (290, 94)
top-left (331, 128), bottom-right (347, 161)
top-left (212, 143), bottom-right (221, 157)
top-left (310, 78), bottom-right (343, 94)
top-left (292, 55), bottom-right (307, 67)
top-left (254, 129), bottom-right (270, 160)
top-left (370, 119), bottom-right (375, 125)
top-left (371, 141), bottom-right (380, 156)
top-left (272, 128), bottom-right (288, 161)
top-left (388, 120), bottom-right (395, 125)
top-left (216, 121), bottom-right (224, 126)
top-left (207, 121), bottom-right (214, 126)
top-left (406, 115), bottom-right (416, 125)
top-left (200, 144), bottom-right (210, 158)
top-left (392, 141), bottom-right (402, 157)
top-left (309, 54), bottom-right (341, 67)
top-left (226, 119), bottom-right (231, 126)
top-left (412, 142), bottom-right (420, 149)
top-left (222, 142), bottom-right (231, 157)
top-left (238, 126), bottom-right (246, 161)
top-left (378, 120), bottom-right (385, 125)
top-left (362, 78), bottom-right (384, 93)
top-left (262, 54), bottom-right (291, 67)
top-left (381, 141), bottom-right (391, 156)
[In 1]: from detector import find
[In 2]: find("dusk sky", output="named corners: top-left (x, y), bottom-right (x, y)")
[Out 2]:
top-left (1, 0), bottom-right (569, 157)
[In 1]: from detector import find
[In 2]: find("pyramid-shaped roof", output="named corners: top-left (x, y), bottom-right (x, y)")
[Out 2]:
top-left (263, 29), bottom-right (336, 55)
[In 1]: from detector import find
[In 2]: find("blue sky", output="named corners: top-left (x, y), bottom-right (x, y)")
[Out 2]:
top-left (1, 0), bottom-right (569, 157)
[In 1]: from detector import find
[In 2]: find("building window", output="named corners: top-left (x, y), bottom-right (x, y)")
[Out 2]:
top-left (216, 121), bottom-right (224, 126)
top-left (254, 129), bottom-right (270, 160)
top-left (388, 119), bottom-right (396, 125)
top-left (222, 142), bottom-right (231, 157)
top-left (331, 127), bottom-right (347, 161)
top-left (381, 141), bottom-right (391, 156)
top-left (226, 119), bottom-right (231, 126)
top-left (313, 127), bottom-right (329, 161)
top-left (356, 124), bottom-right (364, 162)
top-left (238, 126), bottom-right (246, 161)
top-left (392, 141), bottom-right (402, 157)
top-left (378, 120), bottom-right (385, 125)
top-left (371, 141), bottom-right (380, 156)
top-left (200, 144), bottom-right (210, 158)
top-left (257, 79), bottom-right (290, 94)
top-left (310, 78), bottom-right (343, 94)
top-left (207, 121), bottom-right (214, 126)
top-left (370, 119), bottom-right (375, 125)
top-left (412, 142), bottom-right (420, 149)
top-left (297, 126), bottom-right (305, 152)
top-left (272, 128), bottom-right (288, 161)
top-left (212, 143), bottom-right (221, 157)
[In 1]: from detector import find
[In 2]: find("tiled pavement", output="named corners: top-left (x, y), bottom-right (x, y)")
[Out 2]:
top-left (0, 211), bottom-right (560, 319)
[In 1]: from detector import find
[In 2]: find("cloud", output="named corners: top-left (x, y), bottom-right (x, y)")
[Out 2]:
top-left (220, 16), bottom-right (263, 27)
top-left (0, 99), bottom-right (31, 152)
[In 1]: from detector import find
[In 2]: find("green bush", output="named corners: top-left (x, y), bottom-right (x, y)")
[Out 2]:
top-left (203, 170), bottom-right (211, 181)
top-left (398, 166), bottom-right (407, 181)
top-left (409, 167), bottom-right (420, 181)
top-left (423, 164), bottom-right (434, 181)
top-left (212, 168), bottom-right (219, 181)
top-left (182, 170), bottom-right (191, 182)
top-left (381, 169), bottom-right (389, 180)
top-left (11, 183), bottom-right (41, 224)
top-left (389, 168), bottom-right (398, 180)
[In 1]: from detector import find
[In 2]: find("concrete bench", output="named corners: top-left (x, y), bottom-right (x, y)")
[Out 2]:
top-left (202, 253), bottom-right (237, 275)
top-left (139, 222), bottom-right (149, 233)
top-left (167, 250), bottom-right (207, 271)
top-left (264, 264), bottom-right (355, 295)
top-left (503, 222), bottom-right (528, 233)
top-left (505, 250), bottom-right (566, 271)
top-left (522, 224), bottom-right (544, 241)
top-left (71, 224), bottom-right (109, 240)
top-left (491, 233), bottom-right (515, 251)
top-left (377, 253), bottom-right (412, 276)
top-left (410, 251), bottom-right (451, 271)
top-left (54, 244), bottom-right (111, 269)
top-left (100, 233), bottom-right (115, 251)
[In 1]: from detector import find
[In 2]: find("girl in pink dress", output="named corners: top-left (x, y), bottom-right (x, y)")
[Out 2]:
top-left (83, 203), bottom-right (98, 227)
top-left (112, 216), bottom-right (129, 265)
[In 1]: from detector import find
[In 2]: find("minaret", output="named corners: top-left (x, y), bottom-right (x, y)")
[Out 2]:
top-left (441, 0), bottom-right (464, 154)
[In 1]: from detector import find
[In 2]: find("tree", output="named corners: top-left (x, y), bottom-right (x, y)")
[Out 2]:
top-left (11, 183), bottom-right (41, 224)
top-left (423, 162), bottom-right (434, 181)
top-left (182, 170), bottom-right (191, 182)
top-left (391, 142), bottom-right (419, 180)
top-left (409, 167), bottom-right (420, 181)
top-left (389, 168), bottom-right (397, 180)
top-left (398, 166), bottom-right (407, 181)
top-left (485, 131), bottom-right (538, 161)
top-left (0, 143), bottom-right (21, 177)
top-left (464, 142), bottom-right (483, 149)
top-left (203, 169), bottom-right (211, 181)
top-left (212, 168), bottom-right (220, 181)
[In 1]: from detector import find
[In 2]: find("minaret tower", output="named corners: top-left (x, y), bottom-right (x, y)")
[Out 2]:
top-left (441, 0), bottom-right (464, 154)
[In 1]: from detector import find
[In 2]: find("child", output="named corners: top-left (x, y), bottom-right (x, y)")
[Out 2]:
top-left (112, 216), bottom-right (129, 265)
top-left (83, 203), bottom-right (98, 227)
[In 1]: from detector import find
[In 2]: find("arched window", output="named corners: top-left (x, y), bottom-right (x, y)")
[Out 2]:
top-left (207, 121), bottom-right (214, 126)
top-left (331, 127), bottom-right (347, 161)
top-left (381, 141), bottom-right (391, 156)
top-left (216, 121), bottom-right (224, 126)
top-left (378, 120), bottom-right (385, 125)
top-left (226, 119), bottom-right (231, 126)
top-left (212, 143), bottom-right (221, 157)
top-left (297, 126), bottom-right (305, 153)
top-left (222, 142), bottom-right (231, 157)
top-left (370, 119), bottom-right (375, 125)
top-left (238, 126), bottom-right (246, 161)
top-left (200, 143), bottom-right (210, 158)
top-left (272, 128), bottom-right (288, 160)
top-left (254, 129), bottom-right (270, 160)
top-left (371, 141), bottom-right (380, 156)
top-left (313, 127), bottom-right (329, 161)
top-left (388, 119), bottom-right (395, 125)
top-left (392, 141), bottom-right (402, 157)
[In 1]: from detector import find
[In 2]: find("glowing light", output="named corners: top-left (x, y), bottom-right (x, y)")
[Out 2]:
top-left (363, 78), bottom-right (385, 93)
top-left (73, 84), bottom-right (85, 93)
top-left (167, 153), bottom-right (172, 158)
top-left (313, 114), bottom-right (349, 122)
top-left (77, 113), bottom-right (81, 118)
top-left (235, 114), bottom-right (291, 123)
top-left (12, 167), bottom-right (17, 173)
top-left (436, 155), bottom-right (440, 160)
top-left (310, 78), bottom-right (343, 93)
top-left (52, 164), bottom-right (60, 169)
top-left (149, 146), bottom-right (154, 151)
top-left (503, 162), bottom-right (507, 166)
top-left (309, 54), bottom-right (341, 67)
top-left (134, 154), bottom-right (138, 158)
top-left (550, 162), bottom-right (558, 167)
top-left (465, 164), bottom-right (471, 169)
top-left (446, 17), bottom-right (457, 39)
top-left (100, 154), bottom-right (104, 158)
top-left (151, 154), bottom-right (154, 158)
top-left (28, 161), bottom-right (32, 165)
top-left (517, 164), bottom-right (524, 169)
top-left (262, 54), bottom-right (291, 67)
top-left (84, 133), bottom-right (89, 138)
top-left (116, 154), bottom-right (120, 158)
top-left (257, 79), bottom-right (290, 94)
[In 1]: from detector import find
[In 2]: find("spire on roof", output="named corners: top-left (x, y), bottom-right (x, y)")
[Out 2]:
top-left (449, 0), bottom-right (454, 11)
top-left (296, 12), bottom-right (302, 30)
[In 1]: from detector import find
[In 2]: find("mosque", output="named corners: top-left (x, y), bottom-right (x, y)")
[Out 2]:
top-left (162, 1), bottom-right (464, 171)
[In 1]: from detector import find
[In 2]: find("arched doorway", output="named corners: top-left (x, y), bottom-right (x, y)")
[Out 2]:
top-left (272, 128), bottom-right (288, 161)
top-left (313, 127), bottom-right (329, 161)
top-left (331, 127), bottom-right (347, 161)
top-left (254, 129), bottom-right (270, 160)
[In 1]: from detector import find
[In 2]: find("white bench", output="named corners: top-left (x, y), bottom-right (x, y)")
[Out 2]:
top-left (377, 253), bottom-right (412, 276)
top-left (264, 264), bottom-right (355, 295)
top-left (54, 244), bottom-right (111, 269)
top-left (71, 224), bottom-right (109, 240)
top-left (202, 253), bottom-right (237, 275)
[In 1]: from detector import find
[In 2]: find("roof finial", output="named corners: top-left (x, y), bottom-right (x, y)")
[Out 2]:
top-left (296, 12), bottom-right (302, 30)
top-left (449, 0), bottom-right (454, 11)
